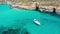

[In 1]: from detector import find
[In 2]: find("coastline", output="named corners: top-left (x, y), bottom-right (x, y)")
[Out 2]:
top-left (10, 2), bottom-right (60, 12)
top-left (0, 1), bottom-right (60, 14)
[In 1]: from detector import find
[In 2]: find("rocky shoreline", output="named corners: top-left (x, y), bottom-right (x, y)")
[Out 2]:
top-left (0, 1), bottom-right (60, 14)
top-left (10, 2), bottom-right (60, 13)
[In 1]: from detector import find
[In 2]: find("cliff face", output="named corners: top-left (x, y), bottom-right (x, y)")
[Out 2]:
top-left (0, 0), bottom-right (60, 8)
top-left (1, 0), bottom-right (60, 2)
top-left (6, 0), bottom-right (60, 2)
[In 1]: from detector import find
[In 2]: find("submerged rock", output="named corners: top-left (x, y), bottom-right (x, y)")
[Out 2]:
top-left (2, 31), bottom-right (8, 34)
top-left (21, 28), bottom-right (30, 34)
top-left (2, 28), bottom-right (20, 34)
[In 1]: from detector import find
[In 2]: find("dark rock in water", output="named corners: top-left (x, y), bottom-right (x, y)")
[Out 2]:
top-left (8, 29), bottom-right (20, 34)
top-left (21, 28), bottom-right (29, 34)
top-left (8, 29), bottom-right (14, 34)
top-left (25, 31), bottom-right (29, 34)
top-left (2, 31), bottom-right (8, 34)
top-left (8, 29), bottom-right (14, 32)
top-left (21, 31), bottom-right (29, 34)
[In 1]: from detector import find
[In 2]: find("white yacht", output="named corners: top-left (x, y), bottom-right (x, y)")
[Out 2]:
top-left (33, 19), bottom-right (40, 25)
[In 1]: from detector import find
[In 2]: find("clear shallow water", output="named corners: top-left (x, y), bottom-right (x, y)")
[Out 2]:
top-left (0, 4), bottom-right (60, 34)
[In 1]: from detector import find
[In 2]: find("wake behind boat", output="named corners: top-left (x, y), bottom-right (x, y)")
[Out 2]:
top-left (33, 19), bottom-right (40, 25)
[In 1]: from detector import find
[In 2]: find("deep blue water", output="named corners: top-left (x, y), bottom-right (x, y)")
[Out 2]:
top-left (0, 4), bottom-right (60, 34)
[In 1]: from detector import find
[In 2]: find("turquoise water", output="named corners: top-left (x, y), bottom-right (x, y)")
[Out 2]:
top-left (0, 4), bottom-right (60, 34)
